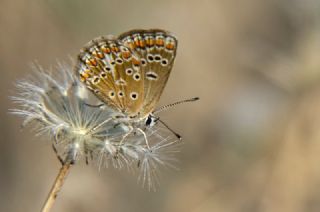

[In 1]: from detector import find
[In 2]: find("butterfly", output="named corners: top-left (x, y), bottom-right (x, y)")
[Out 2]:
top-left (75, 29), bottom-right (198, 146)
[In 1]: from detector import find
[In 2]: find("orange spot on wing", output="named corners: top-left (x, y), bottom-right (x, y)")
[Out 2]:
top-left (87, 58), bottom-right (97, 66)
top-left (132, 58), bottom-right (140, 66)
top-left (166, 43), bottom-right (175, 50)
top-left (80, 72), bottom-right (90, 81)
top-left (84, 69), bottom-right (93, 74)
top-left (116, 47), bottom-right (120, 52)
top-left (97, 52), bottom-right (104, 59)
top-left (112, 46), bottom-right (120, 53)
top-left (92, 51), bottom-right (104, 59)
top-left (127, 41), bottom-right (135, 49)
top-left (156, 38), bottom-right (164, 46)
top-left (122, 51), bottom-right (131, 59)
top-left (80, 76), bottom-right (86, 82)
top-left (134, 39), bottom-right (140, 47)
top-left (139, 40), bottom-right (145, 48)
top-left (146, 38), bottom-right (154, 47)
top-left (101, 46), bottom-right (111, 54)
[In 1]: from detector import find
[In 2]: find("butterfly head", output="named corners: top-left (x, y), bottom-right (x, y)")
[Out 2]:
top-left (145, 113), bottom-right (159, 127)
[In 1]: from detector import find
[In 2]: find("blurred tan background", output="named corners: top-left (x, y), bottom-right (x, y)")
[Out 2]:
top-left (2, 0), bottom-right (320, 211)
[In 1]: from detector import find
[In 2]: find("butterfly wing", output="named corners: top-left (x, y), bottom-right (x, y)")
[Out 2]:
top-left (118, 29), bottom-right (178, 117)
top-left (75, 36), bottom-right (145, 116)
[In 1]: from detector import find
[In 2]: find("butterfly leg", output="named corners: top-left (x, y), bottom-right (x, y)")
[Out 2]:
top-left (118, 125), bottom-right (134, 146)
top-left (115, 125), bottom-right (134, 157)
top-left (136, 128), bottom-right (150, 149)
top-left (117, 127), bottom-right (150, 149)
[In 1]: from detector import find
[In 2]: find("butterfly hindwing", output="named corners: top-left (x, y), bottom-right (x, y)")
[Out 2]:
top-left (118, 29), bottom-right (178, 117)
top-left (75, 36), bottom-right (145, 116)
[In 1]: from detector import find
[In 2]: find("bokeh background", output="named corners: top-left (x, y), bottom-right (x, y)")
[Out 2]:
top-left (2, 0), bottom-right (320, 211)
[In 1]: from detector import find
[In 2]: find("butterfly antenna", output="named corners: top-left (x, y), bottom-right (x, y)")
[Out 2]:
top-left (157, 118), bottom-right (182, 140)
top-left (153, 97), bottom-right (200, 114)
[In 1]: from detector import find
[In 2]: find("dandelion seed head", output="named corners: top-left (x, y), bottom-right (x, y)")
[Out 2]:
top-left (11, 62), bottom-right (181, 190)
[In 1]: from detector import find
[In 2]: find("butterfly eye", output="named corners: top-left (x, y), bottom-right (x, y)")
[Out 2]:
top-left (145, 116), bottom-right (152, 126)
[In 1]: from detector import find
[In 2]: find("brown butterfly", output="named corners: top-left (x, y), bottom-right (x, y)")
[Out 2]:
top-left (75, 29), bottom-right (198, 146)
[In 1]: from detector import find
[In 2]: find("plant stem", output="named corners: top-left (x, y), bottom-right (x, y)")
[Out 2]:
top-left (41, 162), bottom-right (72, 212)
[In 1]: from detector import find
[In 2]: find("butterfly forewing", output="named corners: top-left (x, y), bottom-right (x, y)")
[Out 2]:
top-left (118, 29), bottom-right (178, 117)
top-left (75, 37), bottom-right (145, 116)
